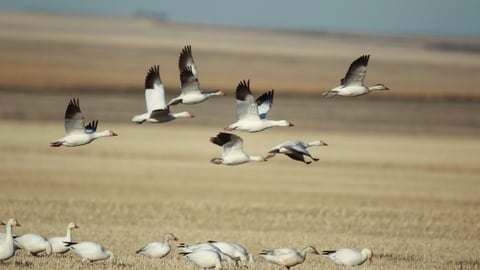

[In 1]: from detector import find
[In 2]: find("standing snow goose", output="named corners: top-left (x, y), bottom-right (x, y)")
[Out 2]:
top-left (131, 65), bottom-right (194, 123)
top-left (136, 233), bottom-right (178, 258)
top-left (14, 233), bottom-right (52, 256)
top-left (48, 222), bottom-right (79, 254)
top-left (207, 240), bottom-right (254, 264)
top-left (167, 45), bottom-right (224, 106)
top-left (322, 248), bottom-right (373, 266)
top-left (180, 249), bottom-right (225, 269)
top-left (0, 218), bottom-right (21, 262)
top-left (323, 55), bottom-right (389, 97)
top-left (64, 241), bottom-right (115, 263)
top-left (259, 246), bottom-right (319, 270)
top-left (50, 98), bottom-right (117, 147)
top-left (210, 132), bottom-right (266, 165)
top-left (265, 140), bottom-right (328, 164)
top-left (225, 80), bottom-right (293, 132)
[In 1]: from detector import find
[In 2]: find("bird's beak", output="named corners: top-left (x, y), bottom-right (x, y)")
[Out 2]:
top-left (289, 122), bottom-right (294, 127)
top-left (385, 86), bottom-right (390, 90)
top-left (112, 132), bottom-right (118, 136)
top-left (16, 221), bottom-right (22, 227)
top-left (369, 257), bottom-right (373, 263)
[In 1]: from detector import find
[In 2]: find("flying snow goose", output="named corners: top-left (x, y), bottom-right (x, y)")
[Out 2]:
top-left (259, 246), bottom-right (319, 270)
top-left (180, 249), bottom-right (225, 269)
top-left (322, 248), bottom-right (373, 266)
top-left (136, 233), bottom-right (178, 258)
top-left (323, 55), bottom-right (389, 97)
top-left (48, 222), bottom-right (79, 254)
top-left (64, 241), bottom-right (115, 263)
top-left (207, 240), bottom-right (254, 263)
top-left (131, 65), bottom-right (194, 123)
top-left (14, 233), bottom-right (52, 256)
top-left (50, 98), bottom-right (117, 147)
top-left (167, 45), bottom-right (224, 106)
top-left (225, 80), bottom-right (293, 132)
top-left (0, 218), bottom-right (21, 262)
top-left (265, 140), bottom-right (328, 164)
top-left (210, 132), bottom-right (266, 165)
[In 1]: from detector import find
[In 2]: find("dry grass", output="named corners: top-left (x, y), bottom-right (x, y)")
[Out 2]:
top-left (0, 117), bottom-right (479, 269)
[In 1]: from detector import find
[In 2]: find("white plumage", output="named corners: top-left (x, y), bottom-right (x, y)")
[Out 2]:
top-left (48, 222), bottom-right (79, 254)
top-left (322, 248), bottom-right (373, 266)
top-left (50, 98), bottom-right (117, 147)
top-left (266, 140), bottom-right (328, 164)
top-left (136, 233), bottom-right (178, 258)
top-left (225, 80), bottom-right (293, 132)
top-left (210, 132), bottom-right (266, 165)
top-left (324, 55), bottom-right (389, 97)
top-left (259, 246), bottom-right (319, 270)
top-left (64, 241), bottom-right (115, 263)
top-left (15, 233), bottom-right (52, 256)
top-left (0, 218), bottom-right (21, 261)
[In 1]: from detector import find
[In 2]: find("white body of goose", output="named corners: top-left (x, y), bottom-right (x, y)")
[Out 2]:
top-left (136, 233), bottom-right (178, 258)
top-left (50, 98), bottom-right (117, 147)
top-left (207, 240), bottom-right (254, 263)
top-left (210, 132), bottom-right (266, 165)
top-left (178, 242), bottom-right (238, 266)
top-left (225, 80), bottom-right (293, 132)
top-left (266, 140), bottom-right (328, 164)
top-left (14, 233), bottom-right (52, 256)
top-left (180, 249), bottom-right (224, 269)
top-left (0, 219), bottom-right (21, 261)
top-left (64, 241), bottom-right (115, 263)
top-left (323, 55), bottom-right (389, 97)
top-left (259, 246), bottom-right (319, 270)
top-left (322, 248), bottom-right (373, 266)
top-left (168, 45), bottom-right (224, 106)
top-left (48, 222), bottom-right (79, 254)
top-left (132, 65), bottom-right (194, 123)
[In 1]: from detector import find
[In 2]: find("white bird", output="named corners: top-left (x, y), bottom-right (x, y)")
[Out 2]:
top-left (0, 218), bottom-right (21, 262)
top-left (207, 240), bottom-right (254, 263)
top-left (178, 242), bottom-right (238, 266)
top-left (131, 65), bottom-right (194, 123)
top-left (64, 241), bottom-right (115, 263)
top-left (136, 233), bottom-right (178, 258)
top-left (322, 248), bottom-right (373, 266)
top-left (14, 233), bottom-right (52, 256)
top-left (48, 222), bottom-right (79, 254)
top-left (180, 249), bottom-right (224, 269)
top-left (210, 132), bottom-right (266, 165)
top-left (50, 98), bottom-right (118, 147)
top-left (265, 140), bottom-right (328, 164)
top-left (323, 55), bottom-right (390, 97)
top-left (225, 80), bottom-right (293, 132)
top-left (259, 246), bottom-right (319, 270)
top-left (167, 45), bottom-right (224, 106)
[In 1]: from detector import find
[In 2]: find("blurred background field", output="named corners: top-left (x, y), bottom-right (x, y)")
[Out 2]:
top-left (0, 4), bottom-right (480, 270)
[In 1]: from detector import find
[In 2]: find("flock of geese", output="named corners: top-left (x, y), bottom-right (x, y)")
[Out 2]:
top-left (48, 45), bottom-right (389, 166)
top-left (4, 45), bottom-right (388, 268)
top-left (1, 219), bottom-right (373, 268)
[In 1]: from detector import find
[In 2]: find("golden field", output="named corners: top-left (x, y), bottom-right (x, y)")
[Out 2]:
top-left (0, 10), bottom-right (480, 270)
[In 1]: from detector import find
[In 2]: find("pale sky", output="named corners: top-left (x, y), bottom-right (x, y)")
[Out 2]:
top-left (1, 0), bottom-right (479, 36)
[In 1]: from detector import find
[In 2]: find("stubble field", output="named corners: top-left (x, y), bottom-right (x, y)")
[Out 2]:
top-left (0, 10), bottom-right (480, 270)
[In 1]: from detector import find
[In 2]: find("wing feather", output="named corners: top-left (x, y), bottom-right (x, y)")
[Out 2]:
top-left (343, 55), bottom-right (370, 87)
top-left (145, 65), bottom-right (167, 112)
top-left (64, 98), bottom-right (85, 134)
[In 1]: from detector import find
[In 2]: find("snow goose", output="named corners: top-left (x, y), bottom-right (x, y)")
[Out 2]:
top-left (48, 222), bottom-right (79, 254)
top-left (225, 80), bottom-right (293, 132)
top-left (131, 65), bottom-right (194, 123)
top-left (0, 218), bottom-right (21, 262)
top-left (322, 248), bottom-right (373, 266)
top-left (210, 132), bottom-right (266, 165)
top-left (64, 241), bottom-right (115, 263)
top-left (167, 45), bottom-right (224, 106)
top-left (14, 233), bottom-right (52, 256)
top-left (178, 242), bottom-right (238, 266)
top-left (50, 98), bottom-right (117, 147)
top-left (180, 249), bottom-right (224, 269)
top-left (323, 55), bottom-right (390, 97)
top-left (136, 233), bottom-right (178, 258)
top-left (259, 246), bottom-right (319, 270)
top-left (207, 240), bottom-right (254, 263)
top-left (265, 140), bottom-right (328, 164)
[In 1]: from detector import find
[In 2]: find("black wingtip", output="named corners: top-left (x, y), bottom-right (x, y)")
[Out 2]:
top-left (65, 97), bottom-right (81, 119)
top-left (256, 89), bottom-right (274, 106)
top-left (235, 79), bottom-right (251, 101)
top-left (321, 250), bottom-right (336, 255)
top-left (178, 45), bottom-right (193, 70)
top-left (145, 65), bottom-right (161, 89)
top-left (354, 54), bottom-right (370, 66)
top-left (63, 241), bottom-right (77, 247)
top-left (210, 132), bottom-right (233, 147)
